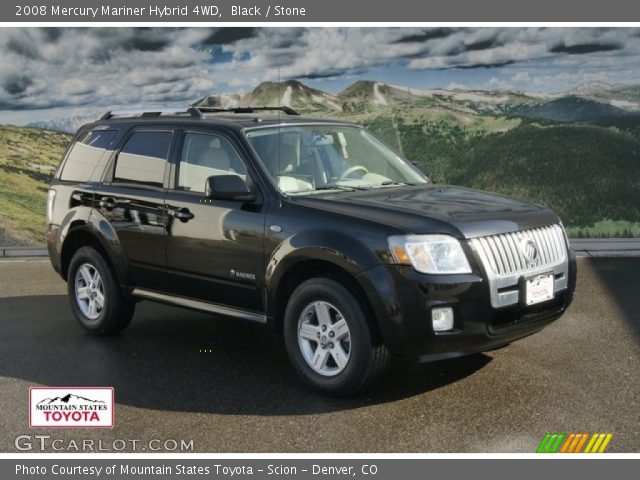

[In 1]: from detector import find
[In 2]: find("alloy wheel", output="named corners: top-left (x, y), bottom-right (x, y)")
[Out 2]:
top-left (74, 263), bottom-right (105, 320)
top-left (297, 300), bottom-right (351, 376)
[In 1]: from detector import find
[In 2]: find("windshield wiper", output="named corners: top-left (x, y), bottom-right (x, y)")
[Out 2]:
top-left (315, 184), bottom-right (369, 191)
top-left (380, 180), bottom-right (419, 186)
top-left (285, 185), bottom-right (358, 195)
top-left (286, 184), bottom-right (374, 195)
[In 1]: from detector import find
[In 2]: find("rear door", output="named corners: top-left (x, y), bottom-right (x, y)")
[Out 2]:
top-left (163, 128), bottom-right (266, 312)
top-left (94, 128), bottom-right (175, 291)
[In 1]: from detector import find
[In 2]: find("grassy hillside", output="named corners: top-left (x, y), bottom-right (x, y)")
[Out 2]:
top-left (452, 122), bottom-right (640, 230)
top-left (2, 84), bottom-right (640, 246)
top-left (364, 116), bottom-right (640, 237)
top-left (0, 125), bottom-right (71, 245)
top-left (509, 96), bottom-right (631, 122)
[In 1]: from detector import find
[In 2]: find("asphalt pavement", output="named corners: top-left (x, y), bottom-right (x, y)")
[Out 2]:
top-left (0, 257), bottom-right (638, 452)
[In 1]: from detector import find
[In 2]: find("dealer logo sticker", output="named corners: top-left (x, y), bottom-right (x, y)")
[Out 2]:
top-left (29, 387), bottom-right (114, 428)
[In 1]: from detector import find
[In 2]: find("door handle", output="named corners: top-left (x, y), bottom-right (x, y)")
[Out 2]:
top-left (99, 197), bottom-right (118, 210)
top-left (167, 206), bottom-right (194, 222)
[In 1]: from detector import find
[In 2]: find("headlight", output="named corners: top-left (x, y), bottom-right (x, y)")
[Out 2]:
top-left (388, 234), bottom-right (471, 274)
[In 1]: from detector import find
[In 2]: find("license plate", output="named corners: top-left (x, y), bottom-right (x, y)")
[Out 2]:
top-left (525, 273), bottom-right (555, 305)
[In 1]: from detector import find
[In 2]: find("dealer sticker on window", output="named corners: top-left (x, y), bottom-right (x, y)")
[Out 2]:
top-left (525, 273), bottom-right (555, 305)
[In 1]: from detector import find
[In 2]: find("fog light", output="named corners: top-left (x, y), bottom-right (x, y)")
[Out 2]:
top-left (432, 307), bottom-right (454, 332)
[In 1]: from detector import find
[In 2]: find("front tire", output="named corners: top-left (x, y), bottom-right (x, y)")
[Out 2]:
top-left (67, 246), bottom-right (134, 335)
top-left (283, 278), bottom-right (388, 396)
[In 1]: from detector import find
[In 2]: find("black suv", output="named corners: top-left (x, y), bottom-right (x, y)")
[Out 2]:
top-left (47, 107), bottom-right (576, 395)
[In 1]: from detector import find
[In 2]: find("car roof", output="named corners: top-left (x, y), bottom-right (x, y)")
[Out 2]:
top-left (85, 112), bottom-right (356, 134)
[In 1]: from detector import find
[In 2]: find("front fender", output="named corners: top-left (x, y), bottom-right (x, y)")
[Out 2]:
top-left (264, 229), bottom-right (383, 315)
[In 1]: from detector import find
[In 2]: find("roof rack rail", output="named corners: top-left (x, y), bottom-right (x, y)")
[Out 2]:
top-left (194, 106), bottom-right (300, 116)
top-left (99, 105), bottom-right (300, 121)
top-left (100, 107), bottom-right (202, 120)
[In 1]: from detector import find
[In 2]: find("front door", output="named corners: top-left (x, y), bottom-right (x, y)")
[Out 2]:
top-left (163, 130), bottom-right (265, 312)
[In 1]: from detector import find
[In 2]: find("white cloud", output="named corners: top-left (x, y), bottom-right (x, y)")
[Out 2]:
top-left (228, 77), bottom-right (259, 88)
top-left (446, 82), bottom-right (469, 90)
top-left (0, 28), bottom-right (216, 109)
top-left (2, 27), bottom-right (640, 111)
top-left (512, 71), bottom-right (530, 82)
top-left (488, 77), bottom-right (515, 90)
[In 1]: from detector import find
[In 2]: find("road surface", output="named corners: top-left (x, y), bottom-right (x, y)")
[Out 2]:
top-left (0, 257), bottom-right (638, 452)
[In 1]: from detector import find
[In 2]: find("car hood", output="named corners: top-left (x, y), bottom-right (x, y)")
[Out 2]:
top-left (290, 185), bottom-right (560, 239)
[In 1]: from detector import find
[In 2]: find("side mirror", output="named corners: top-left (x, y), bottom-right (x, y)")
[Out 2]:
top-left (411, 161), bottom-right (431, 179)
top-left (205, 175), bottom-right (256, 202)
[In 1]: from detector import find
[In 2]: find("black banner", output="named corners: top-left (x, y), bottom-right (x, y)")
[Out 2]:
top-left (4, 0), bottom-right (640, 22)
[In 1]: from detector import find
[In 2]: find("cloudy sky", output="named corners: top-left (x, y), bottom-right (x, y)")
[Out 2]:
top-left (1, 27), bottom-right (640, 124)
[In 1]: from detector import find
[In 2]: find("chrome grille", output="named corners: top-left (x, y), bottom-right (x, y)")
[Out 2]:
top-left (469, 224), bottom-right (570, 308)
top-left (470, 224), bottom-right (566, 277)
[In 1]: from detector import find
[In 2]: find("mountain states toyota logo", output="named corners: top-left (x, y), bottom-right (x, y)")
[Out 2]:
top-left (29, 387), bottom-right (114, 428)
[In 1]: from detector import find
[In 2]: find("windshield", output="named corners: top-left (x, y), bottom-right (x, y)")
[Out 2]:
top-left (245, 124), bottom-right (428, 194)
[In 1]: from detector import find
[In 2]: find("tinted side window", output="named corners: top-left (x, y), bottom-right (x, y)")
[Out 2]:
top-left (59, 130), bottom-right (117, 182)
top-left (177, 133), bottom-right (247, 193)
top-left (114, 131), bottom-right (172, 187)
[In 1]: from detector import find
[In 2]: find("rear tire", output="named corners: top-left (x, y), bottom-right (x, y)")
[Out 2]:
top-left (67, 246), bottom-right (135, 335)
top-left (283, 278), bottom-right (389, 396)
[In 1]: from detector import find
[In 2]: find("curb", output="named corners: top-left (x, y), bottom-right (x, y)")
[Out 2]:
top-left (1, 239), bottom-right (640, 258)
top-left (569, 239), bottom-right (640, 257)
top-left (1, 247), bottom-right (48, 258)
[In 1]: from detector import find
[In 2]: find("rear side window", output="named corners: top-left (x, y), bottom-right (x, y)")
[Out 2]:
top-left (113, 131), bottom-right (172, 187)
top-left (59, 130), bottom-right (117, 182)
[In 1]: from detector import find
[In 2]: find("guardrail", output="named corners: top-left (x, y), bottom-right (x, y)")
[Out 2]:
top-left (1, 239), bottom-right (639, 258)
top-left (569, 238), bottom-right (640, 257)
top-left (0, 246), bottom-right (48, 257)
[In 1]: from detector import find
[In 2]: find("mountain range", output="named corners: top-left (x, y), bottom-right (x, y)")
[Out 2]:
top-left (27, 80), bottom-right (640, 133)
top-left (194, 79), bottom-right (640, 121)
top-left (27, 115), bottom-right (98, 135)
top-left (37, 393), bottom-right (106, 405)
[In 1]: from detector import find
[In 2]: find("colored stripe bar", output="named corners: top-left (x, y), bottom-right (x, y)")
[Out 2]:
top-left (538, 432), bottom-right (613, 453)
top-left (544, 434), bottom-right (559, 453)
top-left (560, 433), bottom-right (575, 453)
top-left (585, 433), bottom-right (614, 453)
top-left (567, 433), bottom-right (584, 453)
top-left (536, 433), bottom-right (554, 453)
top-left (598, 433), bottom-right (613, 453)
top-left (584, 433), bottom-right (599, 453)
top-left (549, 433), bottom-right (566, 453)
top-left (591, 434), bottom-right (606, 453)
top-left (573, 433), bottom-right (589, 453)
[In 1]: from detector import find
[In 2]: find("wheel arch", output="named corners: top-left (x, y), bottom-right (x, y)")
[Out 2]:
top-left (60, 224), bottom-right (129, 286)
top-left (267, 257), bottom-right (383, 345)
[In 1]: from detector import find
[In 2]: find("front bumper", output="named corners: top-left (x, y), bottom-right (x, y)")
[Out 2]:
top-left (356, 251), bottom-right (577, 361)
